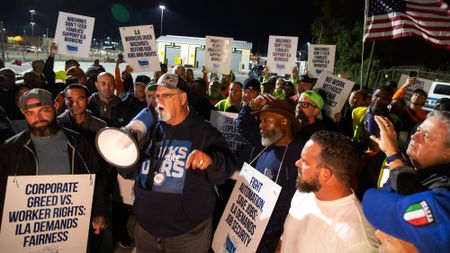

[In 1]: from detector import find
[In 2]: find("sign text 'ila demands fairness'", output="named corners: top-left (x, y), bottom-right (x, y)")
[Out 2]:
top-left (0, 175), bottom-right (95, 253)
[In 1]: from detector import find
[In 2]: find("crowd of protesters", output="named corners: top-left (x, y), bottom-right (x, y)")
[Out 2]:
top-left (0, 44), bottom-right (449, 253)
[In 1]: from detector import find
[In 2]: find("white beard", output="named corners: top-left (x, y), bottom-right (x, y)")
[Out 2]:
top-left (157, 108), bottom-right (172, 122)
top-left (261, 129), bottom-right (284, 146)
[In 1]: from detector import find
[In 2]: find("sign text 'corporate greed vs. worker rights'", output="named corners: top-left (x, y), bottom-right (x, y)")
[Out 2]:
top-left (0, 175), bottom-right (95, 253)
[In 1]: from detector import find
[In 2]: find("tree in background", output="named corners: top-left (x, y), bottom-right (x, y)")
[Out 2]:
top-left (310, 0), bottom-right (379, 88)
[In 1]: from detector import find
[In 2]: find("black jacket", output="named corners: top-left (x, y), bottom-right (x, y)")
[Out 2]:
top-left (0, 128), bottom-right (106, 224)
top-left (88, 93), bottom-right (129, 127)
top-left (386, 162), bottom-right (450, 195)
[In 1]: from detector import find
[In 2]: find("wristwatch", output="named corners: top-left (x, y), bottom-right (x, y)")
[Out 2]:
top-left (386, 152), bottom-right (405, 164)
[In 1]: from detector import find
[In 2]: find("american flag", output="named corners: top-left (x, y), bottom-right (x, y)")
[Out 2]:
top-left (364, 0), bottom-right (450, 49)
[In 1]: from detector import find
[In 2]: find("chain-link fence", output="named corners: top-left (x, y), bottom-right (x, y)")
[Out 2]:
top-left (376, 68), bottom-right (450, 87)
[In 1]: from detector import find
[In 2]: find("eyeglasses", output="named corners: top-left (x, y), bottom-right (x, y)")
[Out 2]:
top-left (297, 101), bottom-right (318, 108)
top-left (152, 92), bottom-right (182, 100)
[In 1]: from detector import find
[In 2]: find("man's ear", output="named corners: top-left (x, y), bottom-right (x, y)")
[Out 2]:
top-left (319, 166), bottom-right (332, 183)
top-left (280, 118), bottom-right (288, 127)
top-left (179, 92), bottom-right (188, 105)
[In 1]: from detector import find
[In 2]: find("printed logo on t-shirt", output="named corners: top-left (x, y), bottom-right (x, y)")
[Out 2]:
top-left (151, 139), bottom-right (192, 194)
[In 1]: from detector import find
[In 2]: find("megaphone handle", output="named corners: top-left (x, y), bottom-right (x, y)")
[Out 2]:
top-left (146, 122), bottom-right (160, 189)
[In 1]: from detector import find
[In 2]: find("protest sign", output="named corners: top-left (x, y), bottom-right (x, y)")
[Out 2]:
top-left (54, 12), bottom-right (95, 58)
top-left (209, 111), bottom-right (252, 178)
top-left (209, 111), bottom-right (248, 152)
top-left (212, 163), bottom-right (281, 253)
top-left (0, 175), bottom-right (95, 253)
top-left (314, 72), bottom-right (355, 121)
top-left (307, 44), bottom-right (336, 78)
top-left (267, 36), bottom-right (298, 76)
top-left (119, 25), bottom-right (161, 73)
top-left (397, 74), bottom-right (433, 102)
top-left (205, 36), bottom-right (233, 75)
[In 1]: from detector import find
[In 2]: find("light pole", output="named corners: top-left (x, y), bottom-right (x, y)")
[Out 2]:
top-left (159, 5), bottom-right (165, 37)
top-left (1, 21), bottom-right (5, 64)
top-left (29, 10), bottom-right (36, 46)
top-left (30, 22), bottom-right (35, 38)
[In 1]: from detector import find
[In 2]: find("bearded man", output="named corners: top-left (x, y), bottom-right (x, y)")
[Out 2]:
top-left (278, 131), bottom-right (379, 253)
top-left (237, 97), bottom-right (302, 253)
top-left (0, 88), bottom-right (106, 234)
top-left (295, 90), bottom-right (327, 140)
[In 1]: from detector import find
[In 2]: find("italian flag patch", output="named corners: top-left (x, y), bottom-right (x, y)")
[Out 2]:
top-left (403, 201), bottom-right (434, 226)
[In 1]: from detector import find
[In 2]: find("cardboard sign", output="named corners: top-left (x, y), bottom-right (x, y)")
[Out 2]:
top-left (397, 74), bottom-right (433, 102)
top-left (314, 72), bottom-right (355, 121)
top-left (267, 35), bottom-right (298, 76)
top-left (212, 163), bottom-right (281, 253)
top-left (0, 175), bottom-right (95, 252)
top-left (54, 11), bottom-right (95, 58)
top-left (307, 44), bottom-right (336, 78)
top-left (205, 36), bottom-right (233, 75)
top-left (119, 25), bottom-right (161, 73)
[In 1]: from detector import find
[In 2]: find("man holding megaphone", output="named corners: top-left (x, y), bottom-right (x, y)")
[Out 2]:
top-left (97, 73), bottom-right (236, 252)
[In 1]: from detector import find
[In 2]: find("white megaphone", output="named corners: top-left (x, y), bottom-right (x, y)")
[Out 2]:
top-left (95, 108), bottom-right (154, 168)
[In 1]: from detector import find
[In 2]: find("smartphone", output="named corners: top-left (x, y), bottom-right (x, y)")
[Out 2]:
top-left (118, 53), bottom-right (124, 61)
top-left (409, 71), bottom-right (417, 77)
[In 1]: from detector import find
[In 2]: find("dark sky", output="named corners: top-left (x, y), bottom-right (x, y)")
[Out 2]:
top-left (1, 0), bottom-right (318, 53)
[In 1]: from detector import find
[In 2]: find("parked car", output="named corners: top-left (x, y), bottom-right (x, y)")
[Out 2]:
top-left (25, 46), bottom-right (42, 53)
top-left (424, 81), bottom-right (450, 111)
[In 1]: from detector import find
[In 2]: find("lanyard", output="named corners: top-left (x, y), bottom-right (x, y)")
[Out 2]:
top-left (249, 144), bottom-right (289, 184)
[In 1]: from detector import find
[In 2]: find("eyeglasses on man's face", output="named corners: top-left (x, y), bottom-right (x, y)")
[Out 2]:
top-left (152, 92), bottom-right (182, 100)
top-left (297, 101), bottom-right (318, 108)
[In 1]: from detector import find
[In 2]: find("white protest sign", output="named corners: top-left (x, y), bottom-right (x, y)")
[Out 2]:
top-left (307, 44), bottom-right (336, 78)
top-left (117, 175), bottom-right (134, 206)
top-left (0, 175), bottom-right (95, 253)
top-left (397, 74), bottom-right (433, 102)
top-left (212, 163), bottom-right (281, 253)
top-left (54, 12), bottom-right (95, 58)
top-left (209, 111), bottom-right (252, 180)
top-left (314, 72), bottom-right (355, 121)
top-left (119, 25), bottom-right (161, 73)
top-left (267, 35), bottom-right (298, 76)
top-left (205, 36), bottom-right (233, 75)
top-left (209, 111), bottom-right (248, 152)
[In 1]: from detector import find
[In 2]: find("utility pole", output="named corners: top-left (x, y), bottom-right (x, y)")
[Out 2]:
top-left (0, 21), bottom-right (5, 64)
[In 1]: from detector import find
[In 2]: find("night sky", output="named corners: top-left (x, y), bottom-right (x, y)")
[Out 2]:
top-left (1, 0), bottom-right (321, 53)
top-left (2, 0), bottom-right (449, 68)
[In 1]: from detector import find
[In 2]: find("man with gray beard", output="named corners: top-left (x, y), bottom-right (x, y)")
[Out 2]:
top-left (237, 96), bottom-right (302, 253)
top-left (116, 73), bottom-right (236, 253)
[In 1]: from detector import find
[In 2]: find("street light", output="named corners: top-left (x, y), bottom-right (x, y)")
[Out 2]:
top-left (30, 22), bottom-right (36, 38)
top-left (159, 5), bottom-right (165, 37)
top-left (29, 9), bottom-right (36, 20)
top-left (29, 10), bottom-right (36, 44)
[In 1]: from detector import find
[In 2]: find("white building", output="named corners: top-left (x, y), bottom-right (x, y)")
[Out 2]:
top-left (156, 35), bottom-right (252, 73)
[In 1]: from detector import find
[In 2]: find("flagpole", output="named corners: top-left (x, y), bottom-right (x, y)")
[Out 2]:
top-left (365, 41), bottom-right (375, 87)
top-left (361, 0), bottom-right (369, 85)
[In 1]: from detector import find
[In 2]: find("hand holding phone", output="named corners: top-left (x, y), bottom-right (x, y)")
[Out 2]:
top-left (50, 42), bottom-right (58, 55)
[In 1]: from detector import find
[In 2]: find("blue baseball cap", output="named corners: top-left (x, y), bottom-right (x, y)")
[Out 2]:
top-left (362, 189), bottom-right (450, 253)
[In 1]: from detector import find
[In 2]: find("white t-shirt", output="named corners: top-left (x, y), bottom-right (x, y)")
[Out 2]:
top-left (280, 191), bottom-right (379, 253)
